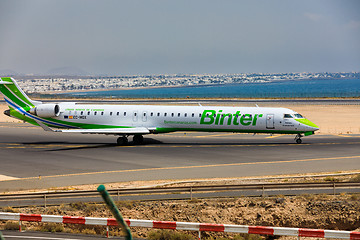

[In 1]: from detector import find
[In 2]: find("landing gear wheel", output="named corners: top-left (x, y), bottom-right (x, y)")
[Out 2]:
top-left (133, 135), bottom-right (144, 145)
top-left (294, 133), bottom-right (303, 144)
top-left (117, 136), bottom-right (128, 146)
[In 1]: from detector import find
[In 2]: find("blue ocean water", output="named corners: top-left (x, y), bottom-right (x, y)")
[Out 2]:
top-left (60, 78), bottom-right (360, 98)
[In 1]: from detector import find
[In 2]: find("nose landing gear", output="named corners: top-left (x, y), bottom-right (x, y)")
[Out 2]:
top-left (294, 134), bottom-right (303, 144)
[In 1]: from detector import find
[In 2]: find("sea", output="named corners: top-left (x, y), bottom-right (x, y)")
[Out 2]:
top-left (59, 78), bottom-right (360, 99)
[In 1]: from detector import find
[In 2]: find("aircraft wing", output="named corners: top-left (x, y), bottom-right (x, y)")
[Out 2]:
top-left (59, 127), bottom-right (150, 135)
top-left (34, 120), bottom-right (151, 135)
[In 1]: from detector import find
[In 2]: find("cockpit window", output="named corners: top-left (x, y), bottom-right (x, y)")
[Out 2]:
top-left (294, 114), bottom-right (304, 118)
top-left (284, 114), bottom-right (293, 118)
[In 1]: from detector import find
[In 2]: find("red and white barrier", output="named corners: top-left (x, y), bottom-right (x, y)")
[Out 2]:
top-left (1, 212), bottom-right (359, 239)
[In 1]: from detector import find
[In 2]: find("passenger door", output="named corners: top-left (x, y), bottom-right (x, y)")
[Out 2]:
top-left (266, 114), bottom-right (274, 129)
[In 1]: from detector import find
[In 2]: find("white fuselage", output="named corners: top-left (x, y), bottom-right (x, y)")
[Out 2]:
top-left (54, 103), bottom-right (316, 134)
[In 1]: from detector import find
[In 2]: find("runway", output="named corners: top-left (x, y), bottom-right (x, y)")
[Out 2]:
top-left (0, 123), bottom-right (359, 192)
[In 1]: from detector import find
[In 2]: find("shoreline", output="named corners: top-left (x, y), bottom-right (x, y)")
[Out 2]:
top-left (38, 77), bottom-right (360, 95)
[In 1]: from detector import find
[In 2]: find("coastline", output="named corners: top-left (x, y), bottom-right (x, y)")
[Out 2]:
top-left (45, 77), bottom-right (360, 95)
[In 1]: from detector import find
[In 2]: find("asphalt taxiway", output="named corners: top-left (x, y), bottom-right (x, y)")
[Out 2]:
top-left (0, 123), bottom-right (359, 192)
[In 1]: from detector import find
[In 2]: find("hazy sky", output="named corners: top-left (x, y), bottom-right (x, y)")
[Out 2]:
top-left (0, 0), bottom-right (359, 75)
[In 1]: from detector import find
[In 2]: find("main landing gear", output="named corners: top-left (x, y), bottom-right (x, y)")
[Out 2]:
top-left (294, 133), bottom-right (303, 144)
top-left (117, 136), bottom-right (128, 146)
top-left (116, 135), bottom-right (144, 146)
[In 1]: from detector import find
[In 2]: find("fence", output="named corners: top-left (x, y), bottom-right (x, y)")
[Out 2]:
top-left (0, 212), bottom-right (359, 239)
top-left (1, 182), bottom-right (359, 207)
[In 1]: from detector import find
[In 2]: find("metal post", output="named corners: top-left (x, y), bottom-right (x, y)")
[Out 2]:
top-left (333, 182), bottom-right (336, 195)
top-left (190, 187), bottom-right (193, 200)
top-left (198, 230), bottom-right (201, 240)
top-left (44, 194), bottom-right (47, 208)
top-left (19, 221), bottom-right (22, 232)
top-left (262, 185), bottom-right (265, 197)
top-left (106, 226), bottom-right (109, 238)
top-left (117, 189), bottom-right (120, 202)
top-left (98, 185), bottom-right (132, 240)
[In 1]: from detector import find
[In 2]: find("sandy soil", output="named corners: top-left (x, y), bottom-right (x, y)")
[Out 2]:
top-left (1, 103), bottom-right (359, 134)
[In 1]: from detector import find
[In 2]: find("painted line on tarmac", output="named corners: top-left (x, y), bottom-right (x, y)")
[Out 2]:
top-left (9, 155), bottom-right (360, 182)
top-left (265, 135), bottom-right (284, 139)
top-left (194, 133), bottom-right (238, 138)
top-left (1, 141), bottom-right (360, 149)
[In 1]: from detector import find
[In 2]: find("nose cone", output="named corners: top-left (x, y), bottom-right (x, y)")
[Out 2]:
top-left (295, 118), bottom-right (319, 131)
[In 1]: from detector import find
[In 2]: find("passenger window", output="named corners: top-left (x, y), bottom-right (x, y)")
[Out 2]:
top-left (164, 113), bottom-right (167, 117)
top-left (284, 114), bottom-right (293, 118)
top-left (117, 112), bottom-right (119, 116)
top-left (184, 113), bottom-right (187, 117)
top-left (101, 112), bottom-right (104, 116)
top-left (124, 112), bottom-right (126, 116)
top-left (192, 113), bottom-right (194, 117)
top-left (178, 113), bottom-right (180, 117)
top-left (94, 112), bottom-right (97, 115)
top-left (157, 112), bottom-right (160, 117)
top-left (172, 113), bottom-right (174, 117)
top-left (134, 112), bottom-right (137, 116)
top-left (143, 112), bottom-right (146, 116)
top-left (87, 111), bottom-right (90, 115)
top-left (80, 111), bottom-right (83, 115)
top-left (199, 113), bottom-right (202, 117)
top-left (110, 112), bottom-right (113, 116)
top-left (151, 112), bottom-right (154, 117)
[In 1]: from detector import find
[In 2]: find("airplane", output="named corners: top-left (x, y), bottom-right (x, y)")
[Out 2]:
top-left (0, 77), bottom-right (319, 145)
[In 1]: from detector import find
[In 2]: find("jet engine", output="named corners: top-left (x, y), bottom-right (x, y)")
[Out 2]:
top-left (29, 104), bottom-right (60, 118)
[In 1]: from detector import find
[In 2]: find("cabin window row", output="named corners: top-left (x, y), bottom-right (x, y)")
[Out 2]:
top-left (68, 111), bottom-right (208, 118)
top-left (67, 111), bottom-right (251, 119)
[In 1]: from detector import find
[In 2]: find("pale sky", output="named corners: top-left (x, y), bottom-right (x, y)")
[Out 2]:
top-left (0, 0), bottom-right (359, 75)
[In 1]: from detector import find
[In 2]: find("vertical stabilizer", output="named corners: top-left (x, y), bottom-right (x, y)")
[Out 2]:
top-left (0, 77), bottom-right (41, 110)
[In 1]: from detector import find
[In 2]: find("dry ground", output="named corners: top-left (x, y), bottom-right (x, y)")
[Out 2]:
top-left (1, 193), bottom-right (359, 239)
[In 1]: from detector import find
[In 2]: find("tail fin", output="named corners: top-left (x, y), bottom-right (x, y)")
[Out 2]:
top-left (0, 77), bottom-right (41, 110)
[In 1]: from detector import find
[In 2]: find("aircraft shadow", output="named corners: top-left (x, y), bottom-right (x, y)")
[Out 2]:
top-left (18, 138), bottom-right (303, 151)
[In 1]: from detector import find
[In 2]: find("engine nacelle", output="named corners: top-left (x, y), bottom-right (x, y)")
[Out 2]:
top-left (29, 104), bottom-right (60, 118)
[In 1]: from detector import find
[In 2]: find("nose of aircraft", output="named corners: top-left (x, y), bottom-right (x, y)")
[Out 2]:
top-left (295, 118), bottom-right (319, 131)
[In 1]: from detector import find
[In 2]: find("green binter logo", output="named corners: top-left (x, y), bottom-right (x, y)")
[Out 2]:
top-left (200, 110), bottom-right (263, 126)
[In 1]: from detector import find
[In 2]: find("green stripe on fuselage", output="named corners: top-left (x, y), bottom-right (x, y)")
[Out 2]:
top-left (155, 127), bottom-right (306, 134)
